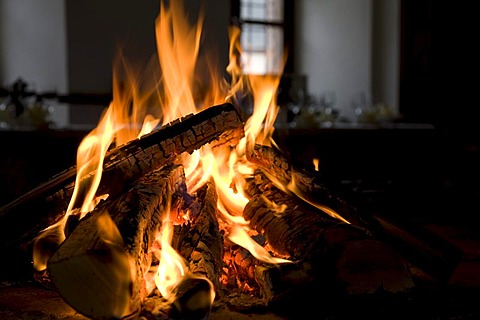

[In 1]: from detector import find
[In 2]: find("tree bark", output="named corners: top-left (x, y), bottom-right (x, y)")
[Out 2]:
top-left (47, 164), bottom-right (185, 320)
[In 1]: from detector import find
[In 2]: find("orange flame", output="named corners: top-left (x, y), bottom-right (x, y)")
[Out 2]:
top-left (313, 158), bottom-right (320, 171)
top-left (94, 212), bottom-right (136, 318)
top-left (154, 218), bottom-right (187, 300)
top-left (32, 0), bottom-right (356, 300)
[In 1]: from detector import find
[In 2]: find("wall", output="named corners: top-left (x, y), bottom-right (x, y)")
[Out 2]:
top-left (0, 0), bottom-right (230, 96)
top-left (67, 0), bottom-right (229, 93)
top-left (66, 0), bottom-right (230, 95)
top-left (0, 0), bottom-right (398, 123)
top-left (294, 0), bottom-right (399, 121)
top-left (65, 0), bottom-right (159, 94)
top-left (372, 0), bottom-right (400, 113)
top-left (0, 0), bottom-right (67, 94)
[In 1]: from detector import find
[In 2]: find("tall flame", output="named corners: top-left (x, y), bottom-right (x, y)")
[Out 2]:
top-left (155, 0), bottom-right (204, 122)
top-left (155, 218), bottom-right (187, 300)
top-left (33, 0), bottom-right (348, 302)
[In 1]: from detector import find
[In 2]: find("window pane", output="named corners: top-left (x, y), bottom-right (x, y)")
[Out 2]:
top-left (266, 0), bottom-right (283, 22)
top-left (242, 52), bottom-right (267, 75)
top-left (265, 25), bottom-right (283, 74)
top-left (241, 24), bottom-right (283, 75)
top-left (238, 0), bottom-right (284, 75)
top-left (240, 0), bottom-right (283, 23)
top-left (241, 24), bottom-right (266, 51)
top-left (240, 0), bottom-right (266, 21)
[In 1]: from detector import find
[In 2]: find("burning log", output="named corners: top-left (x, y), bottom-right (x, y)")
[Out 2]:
top-left (140, 179), bottom-right (223, 320)
top-left (47, 164), bottom-right (185, 320)
top-left (169, 275), bottom-right (215, 320)
top-left (246, 144), bottom-right (463, 282)
top-left (0, 102), bottom-right (244, 274)
top-left (173, 179), bottom-right (224, 296)
top-left (221, 242), bottom-right (259, 295)
top-left (141, 275), bottom-right (215, 320)
top-left (246, 143), bottom-right (379, 229)
top-left (243, 184), bottom-right (415, 297)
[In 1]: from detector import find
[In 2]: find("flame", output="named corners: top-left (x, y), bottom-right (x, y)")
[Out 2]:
top-left (287, 176), bottom-right (350, 224)
top-left (261, 195), bottom-right (287, 217)
top-left (229, 225), bottom-right (290, 264)
top-left (155, 0), bottom-right (203, 122)
top-left (95, 212), bottom-right (136, 319)
top-left (154, 218), bottom-right (187, 301)
top-left (313, 158), bottom-right (320, 171)
top-left (32, 0), bottom-right (357, 302)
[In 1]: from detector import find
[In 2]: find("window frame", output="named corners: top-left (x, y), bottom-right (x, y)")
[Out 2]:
top-left (230, 0), bottom-right (295, 74)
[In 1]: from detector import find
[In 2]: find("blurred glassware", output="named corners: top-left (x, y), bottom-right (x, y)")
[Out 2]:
top-left (350, 90), bottom-right (399, 124)
top-left (319, 91), bottom-right (337, 110)
top-left (286, 103), bottom-right (301, 128)
top-left (293, 92), bottom-right (339, 128)
top-left (17, 95), bottom-right (54, 129)
top-left (317, 90), bottom-right (338, 126)
top-left (0, 78), bottom-right (56, 129)
top-left (357, 103), bottom-right (398, 124)
top-left (0, 96), bottom-right (16, 128)
top-left (350, 91), bottom-right (368, 122)
top-left (276, 74), bottom-right (308, 128)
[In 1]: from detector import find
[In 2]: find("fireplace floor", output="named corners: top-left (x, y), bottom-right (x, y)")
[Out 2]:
top-left (1, 222), bottom-right (479, 320)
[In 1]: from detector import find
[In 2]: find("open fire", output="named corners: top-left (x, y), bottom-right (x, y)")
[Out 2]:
top-left (31, 1), bottom-right (301, 317)
top-left (0, 1), bottom-right (464, 320)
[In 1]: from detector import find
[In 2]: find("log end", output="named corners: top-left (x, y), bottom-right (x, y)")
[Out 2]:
top-left (48, 246), bottom-right (139, 320)
top-left (47, 212), bottom-right (141, 320)
top-left (170, 274), bottom-right (215, 320)
top-left (335, 239), bottom-right (415, 295)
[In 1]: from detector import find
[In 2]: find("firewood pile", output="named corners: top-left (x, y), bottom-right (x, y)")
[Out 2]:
top-left (0, 103), bottom-right (463, 320)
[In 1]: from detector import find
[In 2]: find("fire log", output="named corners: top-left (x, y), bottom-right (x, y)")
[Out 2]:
top-left (243, 185), bottom-right (415, 297)
top-left (0, 103), bottom-right (244, 275)
top-left (47, 164), bottom-right (185, 320)
top-left (141, 275), bottom-right (215, 320)
top-left (169, 275), bottom-right (215, 320)
top-left (221, 242), bottom-right (259, 295)
top-left (139, 179), bottom-right (223, 320)
top-left (173, 179), bottom-right (224, 297)
top-left (246, 143), bottom-right (375, 229)
top-left (246, 144), bottom-right (463, 282)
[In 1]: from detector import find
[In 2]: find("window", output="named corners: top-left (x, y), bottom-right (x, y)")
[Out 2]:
top-left (231, 0), bottom-right (293, 75)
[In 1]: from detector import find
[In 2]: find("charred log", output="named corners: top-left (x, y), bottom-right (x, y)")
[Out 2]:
top-left (246, 143), bottom-right (379, 229)
top-left (246, 144), bottom-right (462, 282)
top-left (140, 275), bottom-right (214, 320)
top-left (243, 185), bottom-right (415, 297)
top-left (140, 179), bottom-right (222, 320)
top-left (47, 164), bottom-right (185, 320)
top-left (169, 275), bottom-right (215, 320)
top-left (173, 179), bottom-right (224, 297)
top-left (0, 103), bottom-right (244, 275)
top-left (221, 242), bottom-right (259, 295)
